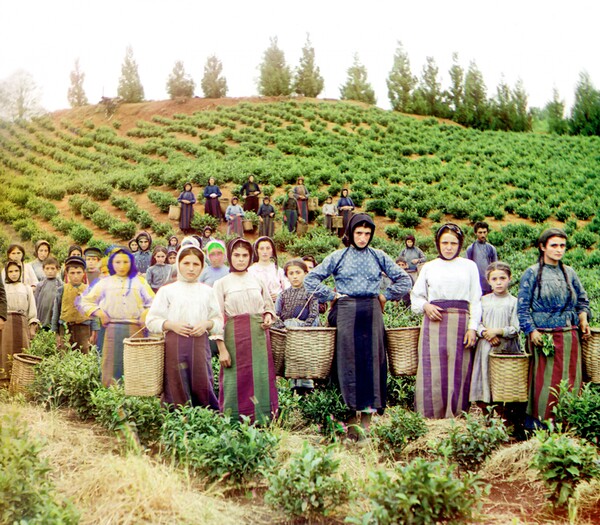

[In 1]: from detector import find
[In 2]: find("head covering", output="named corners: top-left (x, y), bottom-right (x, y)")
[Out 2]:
top-left (34, 239), bottom-right (50, 258)
top-left (227, 238), bottom-right (253, 273)
top-left (83, 247), bottom-right (102, 258)
top-left (65, 255), bottom-right (86, 270)
top-left (168, 235), bottom-right (179, 247)
top-left (107, 248), bottom-right (138, 278)
top-left (176, 244), bottom-right (205, 283)
top-left (405, 235), bottom-right (415, 243)
top-left (128, 238), bottom-right (139, 252)
top-left (183, 181), bottom-right (193, 191)
top-left (180, 236), bottom-right (200, 250)
top-left (435, 223), bottom-right (464, 261)
top-left (67, 244), bottom-right (83, 257)
top-left (205, 239), bottom-right (226, 255)
top-left (252, 236), bottom-right (278, 266)
top-left (537, 228), bottom-right (567, 254)
top-left (342, 213), bottom-right (375, 249)
top-left (135, 231), bottom-right (152, 251)
top-left (231, 196), bottom-right (239, 204)
top-left (203, 225), bottom-right (214, 235)
top-left (4, 261), bottom-right (22, 283)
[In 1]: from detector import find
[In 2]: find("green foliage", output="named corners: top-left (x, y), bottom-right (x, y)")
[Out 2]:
top-left (387, 41), bottom-right (416, 113)
top-left (265, 442), bottom-right (351, 519)
top-left (201, 55), bottom-right (228, 98)
top-left (166, 60), bottom-right (195, 100)
top-left (397, 209), bottom-right (422, 228)
top-left (553, 381), bottom-right (600, 445)
top-left (531, 427), bottom-right (600, 506)
top-left (348, 458), bottom-right (486, 525)
top-left (383, 301), bottom-right (422, 328)
top-left (297, 384), bottom-right (353, 440)
top-left (70, 224), bottom-right (93, 245)
top-left (27, 328), bottom-right (60, 359)
top-left (386, 375), bottom-right (416, 409)
top-left (118, 45), bottom-right (144, 103)
top-left (436, 412), bottom-right (509, 472)
top-left (258, 37), bottom-right (292, 97)
top-left (0, 413), bottom-right (80, 524)
top-left (371, 407), bottom-right (428, 460)
top-left (190, 213), bottom-right (219, 232)
top-left (286, 226), bottom-right (341, 261)
top-left (108, 221), bottom-right (137, 240)
top-left (569, 71), bottom-right (600, 136)
top-left (148, 189), bottom-right (178, 213)
top-left (340, 54), bottom-right (376, 105)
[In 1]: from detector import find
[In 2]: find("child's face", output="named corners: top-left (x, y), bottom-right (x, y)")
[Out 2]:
top-left (154, 252), bottom-right (167, 264)
top-left (138, 238), bottom-right (150, 251)
top-left (303, 260), bottom-right (315, 271)
top-left (112, 253), bottom-right (131, 277)
top-left (7, 266), bottom-right (20, 282)
top-left (130, 241), bottom-right (139, 252)
top-left (67, 266), bottom-right (85, 285)
top-left (8, 248), bottom-right (23, 262)
top-left (37, 245), bottom-right (49, 261)
top-left (398, 261), bottom-right (409, 270)
top-left (256, 241), bottom-right (273, 262)
top-left (167, 252), bottom-right (177, 264)
top-left (43, 264), bottom-right (59, 279)
top-left (231, 247), bottom-right (251, 272)
top-left (86, 256), bottom-right (100, 271)
top-left (286, 265), bottom-right (306, 288)
top-left (208, 250), bottom-right (225, 268)
top-left (169, 238), bottom-right (178, 246)
top-left (179, 254), bottom-right (203, 281)
top-left (488, 269), bottom-right (510, 295)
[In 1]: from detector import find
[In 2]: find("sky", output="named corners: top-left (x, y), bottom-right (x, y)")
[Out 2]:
top-left (0, 0), bottom-right (598, 115)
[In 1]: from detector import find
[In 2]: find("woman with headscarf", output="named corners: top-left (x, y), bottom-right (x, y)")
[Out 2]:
top-left (257, 197), bottom-right (276, 237)
top-left (293, 177), bottom-right (310, 224)
top-left (240, 175), bottom-right (261, 213)
top-left (336, 189), bottom-right (355, 238)
top-left (3, 244), bottom-right (38, 288)
top-left (399, 235), bottom-right (427, 284)
top-left (200, 226), bottom-right (215, 250)
top-left (79, 248), bottom-right (154, 386)
top-left (146, 239), bottom-right (223, 408)
top-left (203, 177), bottom-right (223, 221)
top-left (517, 228), bottom-right (591, 425)
top-left (225, 197), bottom-right (245, 237)
top-left (212, 238), bottom-right (278, 423)
top-left (304, 214), bottom-right (412, 440)
top-left (31, 239), bottom-right (52, 282)
top-left (410, 223), bottom-right (482, 419)
top-left (177, 182), bottom-right (196, 234)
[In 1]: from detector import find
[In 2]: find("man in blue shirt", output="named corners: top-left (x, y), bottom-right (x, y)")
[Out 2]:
top-left (466, 221), bottom-right (498, 295)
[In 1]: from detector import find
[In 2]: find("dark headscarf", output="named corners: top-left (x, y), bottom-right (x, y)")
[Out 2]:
top-left (226, 238), bottom-right (253, 273)
top-left (537, 228), bottom-right (567, 255)
top-left (435, 223), bottom-right (464, 261)
top-left (135, 231), bottom-right (153, 251)
top-left (342, 213), bottom-right (375, 249)
top-left (107, 248), bottom-right (138, 278)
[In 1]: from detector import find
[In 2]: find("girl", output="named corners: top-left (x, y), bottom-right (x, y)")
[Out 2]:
top-left (3, 244), bottom-right (38, 288)
top-left (133, 231), bottom-right (153, 275)
top-left (248, 237), bottom-right (289, 302)
top-left (293, 177), bottom-right (310, 223)
top-left (79, 248), bottom-right (154, 386)
top-left (0, 261), bottom-right (38, 381)
top-left (470, 262), bottom-right (521, 406)
top-left (282, 190), bottom-right (299, 233)
top-left (146, 241), bottom-right (223, 408)
top-left (203, 177), bottom-right (223, 221)
top-left (322, 196), bottom-right (337, 232)
top-left (336, 189), bottom-right (355, 238)
top-left (257, 197), bottom-right (276, 238)
top-left (213, 238), bottom-right (278, 423)
top-left (240, 175), bottom-right (260, 213)
top-left (31, 239), bottom-right (52, 282)
top-left (399, 235), bottom-right (426, 283)
top-left (128, 238), bottom-right (139, 254)
top-left (177, 182), bottom-right (196, 234)
top-left (145, 246), bottom-right (172, 293)
top-left (167, 248), bottom-right (177, 266)
top-left (273, 259), bottom-right (318, 329)
top-left (168, 236), bottom-right (180, 250)
top-left (517, 228), bottom-right (590, 424)
top-left (410, 223), bottom-right (482, 419)
top-left (225, 196), bottom-right (245, 237)
top-left (200, 226), bottom-right (215, 250)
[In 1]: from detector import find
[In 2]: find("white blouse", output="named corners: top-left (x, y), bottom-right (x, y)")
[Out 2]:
top-left (247, 263), bottom-right (289, 298)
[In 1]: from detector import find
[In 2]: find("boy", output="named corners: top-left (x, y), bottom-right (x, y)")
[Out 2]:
top-left (51, 256), bottom-right (98, 353)
top-left (466, 221), bottom-right (498, 295)
top-left (83, 246), bottom-right (102, 285)
top-left (33, 256), bottom-right (62, 330)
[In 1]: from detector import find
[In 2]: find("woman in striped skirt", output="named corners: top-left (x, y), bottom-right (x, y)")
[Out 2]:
top-left (517, 228), bottom-right (591, 425)
top-left (411, 223), bottom-right (482, 419)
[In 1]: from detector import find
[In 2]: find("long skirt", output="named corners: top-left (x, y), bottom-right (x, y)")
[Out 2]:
top-left (259, 216), bottom-right (274, 238)
top-left (59, 323), bottom-right (91, 354)
top-left (99, 322), bottom-right (142, 386)
top-left (243, 195), bottom-right (259, 213)
top-left (328, 296), bottom-right (386, 412)
top-left (339, 210), bottom-right (353, 238)
top-left (297, 199), bottom-right (309, 223)
top-left (163, 331), bottom-right (218, 409)
top-left (527, 327), bottom-right (581, 422)
top-left (219, 313), bottom-right (278, 423)
top-left (179, 203), bottom-right (194, 232)
top-left (0, 313), bottom-right (29, 380)
top-left (284, 210), bottom-right (297, 233)
top-left (227, 216), bottom-right (244, 237)
top-left (415, 300), bottom-right (473, 418)
top-left (204, 197), bottom-right (222, 220)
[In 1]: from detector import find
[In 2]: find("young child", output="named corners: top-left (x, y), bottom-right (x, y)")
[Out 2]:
top-left (470, 261), bottom-right (521, 407)
top-left (168, 236), bottom-right (180, 250)
top-left (199, 240), bottom-right (229, 287)
top-left (167, 248), bottom-right (177, 265)
top-left (79, 248), bottom-right (154, 386)
top-left (31, 239), bottom-right (52, 282)
top-left (322, 196), bottom-right (337, 232)
top-left (146, 240), bottom-right (223, 408)
top-left (146, 246), bottom-right (172, 293)
top-left (84, 247), bottom-right (103, 285)
top-left (62, 245), bottom-right (84, 283)
top-left (225, 197), bottom-right (245, 237)
top-left (273, 259), bottom-right (319, 329)
top-left (0, 261), bottom-right (38, 381)
top-left (128, 238), bottom-right (139, 254)
top-left (3, 244), bottom-right (38, 288)
top-left (33, 256), bottom-right (62, 330)
top-left (52, 256), bottom-right (98, 353)
top-left (133, 232), bottom-right (153, 275)
top-left (248, 237), bottom-right (289, 302)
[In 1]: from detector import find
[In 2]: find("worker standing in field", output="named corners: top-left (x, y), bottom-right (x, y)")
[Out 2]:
top-left (466, 221), bottom-right (498, 295)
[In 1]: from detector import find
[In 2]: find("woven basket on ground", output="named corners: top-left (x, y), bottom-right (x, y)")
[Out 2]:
top-left (284, 327), bottom-right (336, 379)
top-left (269, 328), bottom-right (286, 376)
top-left (168, 204), bottom-right (181, 221)
top-left (386, 327), bottom-right (420, 376)
top-left (243, 220), bottom-right (254, 232)
top-left (9, 353), bottom-right (43, 395)
top-left (582, 327), bottom-right (600, 383)
top-left (296, 222), bottom-right (308, 236)
top-left (219, 198), bottom-right (230, 214)
top-left (332, 216), bottom-right (344, 229)
top-left (308, 197), bottom-right (319, 211)
top-left (489, 352), bottom-right (530, 402)
top-left (123, 336), bottom-right (164, 396)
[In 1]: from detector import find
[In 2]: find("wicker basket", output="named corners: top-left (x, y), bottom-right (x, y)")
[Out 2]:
top-left (9, 353), bottom-right (43, 395)
top-left (385, 327), bottom-right (420, 376)
top-left (269, 328), bottom-right (286, 376)
top-left (489, 352), bottom-right (530, 402)
top-left (308, 197), bottom-right (319, 211)
top-left (582, 327), bottom-right (600, 383)
top-left (332, 216), bottom-right (344, 229)
top-left (219, 197), bottom-right (230, 214)
top-left (243, 219), bottom-right (254, 232)
top-left (123, 336), bottom-right (165, 396)
top-left (284, 327), bottom-right (336, 379)
top-left (168, 204), bottom-right (181, 221)
top-left (296, 222), bottom-right (308, 236)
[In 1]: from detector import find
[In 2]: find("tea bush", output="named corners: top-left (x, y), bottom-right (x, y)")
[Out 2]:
top-left (108, 221), bottom-right (137, 240)
top-left (371, 407), bottom-right (427, 460)
top-left (553, 381), bottom-right (600, 445)
top-left (265, 442), bottom-right (351, 519)
top-left (70, 224), bottom-right (93, 245)
top-left (348, 458), bottom-right (486, 525)
top-left (298, 384), bottom-right (353, 440)
top-left (27, 329), bottom-right (59, 359)
top-left (386, 375), bottom-right (416, 409)
top-left (191, 213), bottom-right (220, 232)
top-left (148, 189), bottom-right (178, 213)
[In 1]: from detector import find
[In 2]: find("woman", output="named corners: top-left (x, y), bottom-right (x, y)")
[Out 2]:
top-left (336, 189), bottom-right (355, 238)
top-left (213, 238), bottom-right (278, 423)
top-left (225, 197), bottom-right (245, 237)
top-left (304, 214), bottom-right (412, 439)
top-left (203, 177), bottom-right (223, 221)
top-left (177, 182), bottom-right (196, 234)
top-left (3, 244), bottom-right (38, 288)
top-left (31, 239), bottom-right (52, 282)
top-left (399, 235), bottom-right (427, 283)
top-left (146, 240), bottom-right (223, 408)
top-left (283, 191), bottom-right (299, 233)
top-left (410, 223), bottom-right (482, 419)
top-left (240, 175), bottom-right (260, 213)
top-left (517, 228), bottom-right (591, 424)
top-left (293, 177), bottom-right (310, 224)
top-left (257, 197), bottom-right (276, 238)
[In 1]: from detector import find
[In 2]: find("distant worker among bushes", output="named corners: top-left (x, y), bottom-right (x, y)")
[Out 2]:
top-left (466, 222), bottom-right (498, 295)
top-left (177, 182), bottom-right (196, 234)
top-left (203, 177), bottom-right (223, 221)
top-left (282, 190), bottom-right (299, 233)
top-left (399, 235), bottom-right (426, 284)
top-left (336, 189), bottom-right (355, 238)
top-left (322, 196), bottom-right (337, 232)
top-left (240, 175), bottom-right (260, 213)
top-left (225, 196), bottom-right (245, 237)
top-left (293, 177), bottom-right (310, 224)
top-left (257, 197), bottom-right (276, 238)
